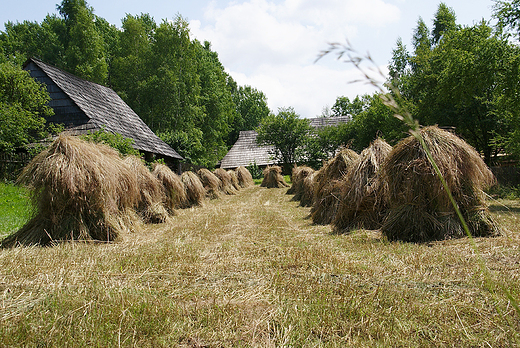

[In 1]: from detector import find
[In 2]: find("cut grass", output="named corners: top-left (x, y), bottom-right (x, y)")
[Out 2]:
top-left (0, 185), bottom-right (519, 346)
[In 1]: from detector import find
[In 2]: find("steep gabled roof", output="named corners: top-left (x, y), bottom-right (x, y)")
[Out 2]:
top-left (219, 131), bottom-right (276, 169)
top-left (219, 116), bottom-right (351, 169)
top-left (24, 58), bottom-right (183, 160)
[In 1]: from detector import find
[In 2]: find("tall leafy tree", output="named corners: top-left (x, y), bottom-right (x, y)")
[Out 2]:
top-left (229, 85), bottom-right (270, 145)
top-left (256, 107), bottom-right (312, 171)
top-left (432, 2), bottom-right (458, 45)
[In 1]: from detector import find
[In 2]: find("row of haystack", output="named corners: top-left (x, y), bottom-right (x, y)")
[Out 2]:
top-left (288, 126), bottom-right (500, 242)
top-left (1, 135), bottom-right (254, 247)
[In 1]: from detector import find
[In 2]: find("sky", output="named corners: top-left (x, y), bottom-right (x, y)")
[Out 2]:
top-left (1, 0), bottom-right (496, 118)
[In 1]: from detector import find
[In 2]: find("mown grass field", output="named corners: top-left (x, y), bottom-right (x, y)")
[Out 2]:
top-left (0, 183), bottom-right (519, 347)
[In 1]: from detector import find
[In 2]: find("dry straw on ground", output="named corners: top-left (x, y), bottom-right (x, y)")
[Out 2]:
top-left (124, 156), bottom-right (169, 224)
top-left (1, 136), bottom-right (140, 247)
top-left (261, 166), bottom-right (289, 188)
top-left (236, 166), bottom-right (254, 188)
top-left (198, 168), bottom-right (223, 199)
top-left (181, 171), bottom-right (206, 208)
top-left (333, 138), bottom-right (392, 233)
top-left (227, 170), bottom-right (241, 191)
top-left (311, 149), bottom-right (359, 225)
top-left (288, 166), bottom-right (314, 201)
top-left (214, 168), bottom-right (238, 195)
top-left (152, 163), bottom-right (187, 212)
top-left (380, 126), bottom-right (500, 242)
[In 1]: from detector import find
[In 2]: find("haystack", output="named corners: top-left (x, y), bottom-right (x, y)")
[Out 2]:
top-left (198, 168), bottom-right (223, 199)
top-left (300, 171), bottom-right (317, 207)
top-left (1, 136), bottom-right (140, 247)
top-left (380, 126), bottom-right (500, 242)
top-left (152, 163), bottom-right (187, 212)
top-left (288, 166), bottom-right (314, 201)
top-left (181, 171), bottom-right (206, 207)
top-left (261, 166), bottom-right (289, 188)
top-left (214, 168), bottom-right (238, 195)
top-left (124, 156), bottom-right (169, 224)
top-left (310, 149), bottom-right (359, 225)
top-left (236, 166), bottom-right (254, 188)
top-left (332, 138), bottom-right (392, 232)
top-left (227, 170), bottom-right (241, 191)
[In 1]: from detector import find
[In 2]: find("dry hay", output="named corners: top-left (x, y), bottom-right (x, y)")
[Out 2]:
top-left (227, 170), bottom-right (241, 191)
top-left (236, 166), bottom-right (254, 188)
top-left (261, 165), bottom-right (289, 188)
top-left (124, 156), bottom-right (170, 224)
top-left (300, 171), bottom-right (317, 207)
top-left (152, 163), bottom-right (187, 211)
top-left (332, 138), bottom-right (393, 233)
top-left (288, 166), bottom-right (314, 201)
top-left (1, 135), bottom-right (140, 247)
top-left (311, 148), bottom-right (359, 225)
top-left (380, 126), bottom-right (500, 242)
top-left (214, 168), bottom-right (238, 195)
top-left (181, 171), bottom-right (206, 207)
top-left (197, 168), bottom-right (223, 199)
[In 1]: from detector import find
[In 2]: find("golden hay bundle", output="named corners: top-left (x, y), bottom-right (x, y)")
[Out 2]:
top-left (332, 138), bottom-right (393, 233)
top-left (181, 171), bottom-right (206, 207)
top-left (261, 165), bottom-right (289, 188)
top-left (300, 171), bottom-right (317, 207)
top-left (152, 163), bottom-right (187, 212)
top-left (124, 156), bottom-right (169, 224)
top-left (236, 166), bottom-right (254, 188)
top-left (227, 170), bottom-right (241, 191)
top-left (289, 166), bottom-right (314, 201)
top-left (380, 126), bottom-right (500, 242)
top-left (311, 149), bottom-right (359, 225)
top-left (1, 135), bottom-right (140, 247)
top-left (197, 168), bottom-right (223, 199)
top-left (214, 168), bottom-right (238, 195)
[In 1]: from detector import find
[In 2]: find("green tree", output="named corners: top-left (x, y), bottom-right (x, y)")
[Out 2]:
top-left (229, 85), bottom-right (270, 145)
top-left (256, 107), bottom-right (312, 171)
top-left (331, 95), bottom-right (365, 117)
top-left (0, 61), bottom-right (54, 153)
top-left (432, 2), bottom-right (458, 45)
top-left (493, 0), bottom-right (520, 38)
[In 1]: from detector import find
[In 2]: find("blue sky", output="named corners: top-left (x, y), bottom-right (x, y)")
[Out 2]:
top-left (1, 0), bottom-right (495, 118)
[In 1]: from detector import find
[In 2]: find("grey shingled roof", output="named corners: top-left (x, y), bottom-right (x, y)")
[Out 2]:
top-left (219, 131), bottom-right (276, 169)
top-left (219, 116), bottom-right (351, 169)
top-left (24, 58), bottom-right (183, 160)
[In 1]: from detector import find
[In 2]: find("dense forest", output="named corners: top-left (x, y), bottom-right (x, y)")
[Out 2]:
top-left (2, 0), bottom-right (520, 168)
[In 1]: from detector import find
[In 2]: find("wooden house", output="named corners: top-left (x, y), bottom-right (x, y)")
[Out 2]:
top-left (219, 116), bottom-right (350, 170)
top-left (23, 58), bottom-right (183, 171)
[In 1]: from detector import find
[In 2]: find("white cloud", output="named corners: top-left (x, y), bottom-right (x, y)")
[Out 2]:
top-left (190, 0), bottom-right (400, 117)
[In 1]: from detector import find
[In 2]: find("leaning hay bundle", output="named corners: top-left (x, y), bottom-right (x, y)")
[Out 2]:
top-left (124, 156), bottom-right (169, 224)
top-left (300, 171), bottom-right (317, 207)
top-left (261, 166), bottom-right (289, 188)
top-left (332, 138), bottom-right (392, 232)
top-left (181, 171), bottom-right (206, 207)
top-left (227, 170), bottom-right (241, 191)
top-left (311, 149), bottom-right (359, 225)
top-left (214, 168), bottom-right (238, 195)
top-left (198, 168), bottom-right (223, 199)
top-left (1, 135), bottom-right (139, 247)
top-left (236, 166), bottom-right (254, 188)
top-left (289, 166), bottom-right (314, 201)
top-left (152, 163), bottom-right (187, 211)
top-left (380, 126), bottom-right (499, 242)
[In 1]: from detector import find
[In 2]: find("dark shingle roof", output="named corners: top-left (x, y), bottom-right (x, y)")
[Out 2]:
top-left (219, 116), bottom-right (351, 169)
top-left (24, 58), bottom-right (183, 160)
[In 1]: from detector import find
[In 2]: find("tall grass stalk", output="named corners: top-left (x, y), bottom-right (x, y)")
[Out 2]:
top-left (317, 41), bottom-right (520, 317)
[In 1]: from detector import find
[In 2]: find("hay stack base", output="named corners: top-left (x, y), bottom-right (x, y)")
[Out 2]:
top-left (214, 168), bottom-right (238, 195)
top-left (261, 166), bottom-right (289, 188)
top-left (380, 126), bottom-right (500, 243)
top-left (288, 166), bottom-right (314, 201)
top-left (198, 168), bottom-right (222, 199)
top-left (236, 166), bottom-right (254, 188)
top-left (181, 171), bottom-right (206, 208)
top-left (1, 136), bottom-right (140, 247)
top-left (152, 163), bottom-right (187, 212)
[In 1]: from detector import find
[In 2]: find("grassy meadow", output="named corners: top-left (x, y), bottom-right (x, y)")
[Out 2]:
top-left (0, 182), bottom-right (519, 347)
